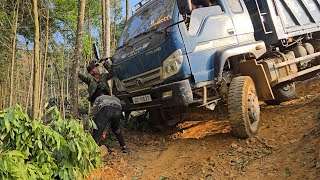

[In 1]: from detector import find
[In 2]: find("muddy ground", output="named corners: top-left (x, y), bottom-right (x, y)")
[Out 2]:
top-left (88, 75), bottom-right (320, 180)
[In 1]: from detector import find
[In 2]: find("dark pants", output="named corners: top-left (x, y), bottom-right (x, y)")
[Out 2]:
top-left (92, 105), bottom-right (125, 147)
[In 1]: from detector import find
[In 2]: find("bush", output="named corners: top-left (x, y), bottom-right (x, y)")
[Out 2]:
top-left (0, 105), bottom-right (101, 179)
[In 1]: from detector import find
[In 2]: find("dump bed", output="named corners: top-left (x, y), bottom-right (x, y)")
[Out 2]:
top-left (244, 0), bottom-right (320, 45)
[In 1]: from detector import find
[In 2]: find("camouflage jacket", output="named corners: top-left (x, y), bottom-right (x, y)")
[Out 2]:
top-left (78, 72), bottom-right (112, 102)
top-left (89, 95), bottom-right (122, 119)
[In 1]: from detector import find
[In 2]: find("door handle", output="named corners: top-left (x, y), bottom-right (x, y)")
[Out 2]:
top-left (227, 28), bottom-right (235, 35)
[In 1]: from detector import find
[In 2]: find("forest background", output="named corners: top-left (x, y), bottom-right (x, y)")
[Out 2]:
top-left (0, 0), bottom-right (140, 119)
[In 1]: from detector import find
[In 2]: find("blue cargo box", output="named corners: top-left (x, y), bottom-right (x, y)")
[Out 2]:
top-left (244, 0), bottom-right (320, 45)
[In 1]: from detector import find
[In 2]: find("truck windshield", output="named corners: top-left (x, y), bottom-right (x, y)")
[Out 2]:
top-left (117, 0), bottom-right (175, 48)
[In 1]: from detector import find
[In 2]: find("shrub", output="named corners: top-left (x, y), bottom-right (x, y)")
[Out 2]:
top-left (0, 105), bottom-right (101, 179)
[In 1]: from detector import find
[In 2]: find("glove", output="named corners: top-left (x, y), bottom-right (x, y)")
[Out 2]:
top-left (102, 58), bottom-right (113, 69)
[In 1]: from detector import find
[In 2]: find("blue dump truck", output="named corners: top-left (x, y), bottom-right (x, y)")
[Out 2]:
top-left (95, 0), bottom-right (320, 138)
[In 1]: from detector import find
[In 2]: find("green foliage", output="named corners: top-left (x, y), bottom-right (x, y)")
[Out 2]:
top-left (0, 105), bottom-right (101, 179)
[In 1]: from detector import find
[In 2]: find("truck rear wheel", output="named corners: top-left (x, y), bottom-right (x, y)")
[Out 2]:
top-left (270, 82), bottom-right (296, 104)
top-left (265, 82), bottom-right (296, 105)
top-left (228, 76), bottom-right (260, 139)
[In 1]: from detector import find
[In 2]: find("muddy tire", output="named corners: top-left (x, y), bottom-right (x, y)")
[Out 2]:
top-left (228, 76), bottom-right (260, 139)
top-left (265, 82), bottom-right (296, 105)
top-left (148, 109), bottom-right (169, 131)
top-left (274, 82), bottom-right (296, 101)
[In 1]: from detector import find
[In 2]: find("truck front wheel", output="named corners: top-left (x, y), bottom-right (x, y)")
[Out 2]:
top-left (228, 76), bottom-right (260, 138)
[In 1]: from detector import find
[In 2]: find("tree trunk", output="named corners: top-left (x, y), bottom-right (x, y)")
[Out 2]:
top-left (60, 45), bottom-right (65, 117)
top-left (101, 0), bottom-right (107, 58)
top-left (112, 13), bottom-right (117, 51)
top-left (9, 2), bottom-right (19, 107)
top-left (126, 0), bottom-right (130, 21)
top-left (25, 44), bottom-right (34, 113)
top-left (88, 7), bottom-right (92, 60)
top-left (106, 0), bottom-right (112, 94)
top-left (71, 0), bottom-right (86, 119)
top-left (32, 0), bottom-right (41, 120)
top-left (50, 60), bottom-right (53, 96)
top-left (39, 6), bottom-right (50, 118)
top-left (0, 83), bottom-right (3, 109)
top-left (66, 50), bottom-right (69, 98)
top-left (106, 0), bottom-right (111, 58)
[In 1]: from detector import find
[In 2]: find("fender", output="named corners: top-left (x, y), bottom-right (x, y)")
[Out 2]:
top-left (214, 41), bottom-right (267, 79)
top-left (214, 41), bottom-right (274, 100)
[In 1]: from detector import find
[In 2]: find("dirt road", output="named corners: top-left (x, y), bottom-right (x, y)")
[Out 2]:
top-left (89, 76), bottom-right (320, 180)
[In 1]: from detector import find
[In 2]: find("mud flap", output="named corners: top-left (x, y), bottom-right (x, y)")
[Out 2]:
top-left (238, 60), bottom-right (274, 100)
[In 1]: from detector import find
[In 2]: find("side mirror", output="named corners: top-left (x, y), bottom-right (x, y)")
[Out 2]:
top-left (93, 43), bottom-right (101, 60)
top-left (176, 0), bottom-right (192, 16)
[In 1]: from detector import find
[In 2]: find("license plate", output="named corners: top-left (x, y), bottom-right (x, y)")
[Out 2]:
top-left (132, 94), bottom-right (152, 104)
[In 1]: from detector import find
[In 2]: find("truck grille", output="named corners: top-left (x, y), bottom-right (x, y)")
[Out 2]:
top-left (122, 67), bottom-right (163, 93)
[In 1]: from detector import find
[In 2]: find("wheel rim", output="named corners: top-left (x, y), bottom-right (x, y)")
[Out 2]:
top-left (247, 91), bottom-right (260, 129)
top-left (280, 83), bottom-right (293, 92)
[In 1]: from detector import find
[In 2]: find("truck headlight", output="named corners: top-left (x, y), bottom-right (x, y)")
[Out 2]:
top-left (162, 49), bottom-right (183, 79)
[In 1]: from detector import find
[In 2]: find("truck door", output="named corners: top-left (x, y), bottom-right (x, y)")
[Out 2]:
top-left (184, 0), bottom-right (238, 83)
top-left (226, 0), bottom-right (255, 44)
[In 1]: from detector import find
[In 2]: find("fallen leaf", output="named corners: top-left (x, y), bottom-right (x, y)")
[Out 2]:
top-left (160, 176), bottom-right (169, 180)
top-left (316, 162), bottom-right (320, 169)
top-left (283, 167), bottom-right (291, 177)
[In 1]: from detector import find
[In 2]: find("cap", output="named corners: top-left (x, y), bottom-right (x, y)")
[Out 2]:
top-left (87, 60), bottom-right (99, 73)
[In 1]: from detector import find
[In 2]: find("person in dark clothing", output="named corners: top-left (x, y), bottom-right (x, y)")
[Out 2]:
top-left (79, 60), bottom-right (127, 153)
top-left (90, 94), bottom-right (127, 153)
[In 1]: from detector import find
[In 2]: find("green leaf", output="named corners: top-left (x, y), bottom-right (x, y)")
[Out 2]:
top-left (283, 167), bottom-right (291, 177)
top-left (68, 141), bottom-right (76, 152)
top-left (75, 141), bottom-right (82, 161)
top-left (12, 119), bottom-right (19, 127)
top-left (4, 116), bottom-right (11, 132)
top-left (10, 130), bottom-right (15, 139)
top-left (5, 150), bottom-right (25, 158)
top-left (316, 162), bottom-right (320, 169)
top-left (63, 169), bottom-right (69, 180)
top-left (37, 140), bottom-right (43, 149)
top-left (160, 176), bottom-right (169, 180)
top-left (7, 112), bottom-right (15, 121)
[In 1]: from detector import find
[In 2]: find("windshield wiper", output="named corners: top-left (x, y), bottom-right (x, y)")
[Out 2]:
top-left (117, 29), bottom-right (164, 50)
top-left (133, 29), bottom-right (155, 39)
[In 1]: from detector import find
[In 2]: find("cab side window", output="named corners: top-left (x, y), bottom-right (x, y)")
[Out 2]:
top-left (228, 0), bottom-right (243, 13)
top-left (191, 0), bottom-right (222, 10)
top-left (185, 0), bottom-right (224, 31)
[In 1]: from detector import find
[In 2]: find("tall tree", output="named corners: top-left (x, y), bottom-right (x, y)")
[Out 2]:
top-left (126, 0), bottom-right (129, 21)
top-left (32, 0), bottom-right (41, 120)
top-left (101, 0), bottom-right (107, 58)
top-left (106, 0), bottom-right (111, 58)
top-left (71, 0), bottom-right (86, 119)
top-left (9, 1), bottom-right (19, 107)
top-left (39, 3), bottom-right (50, 118)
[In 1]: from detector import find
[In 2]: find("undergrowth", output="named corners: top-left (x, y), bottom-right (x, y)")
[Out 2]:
top-left (0, 105), bottom-right (101, 179)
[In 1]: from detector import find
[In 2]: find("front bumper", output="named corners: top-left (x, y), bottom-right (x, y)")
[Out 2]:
top-left (117, 79), bottom-right (193, 111)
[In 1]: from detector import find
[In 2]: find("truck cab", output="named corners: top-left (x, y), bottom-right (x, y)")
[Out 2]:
top-left (109, 0), bottom-right (320, 138)
top-left (113, 0), bottom-right (264, 108)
